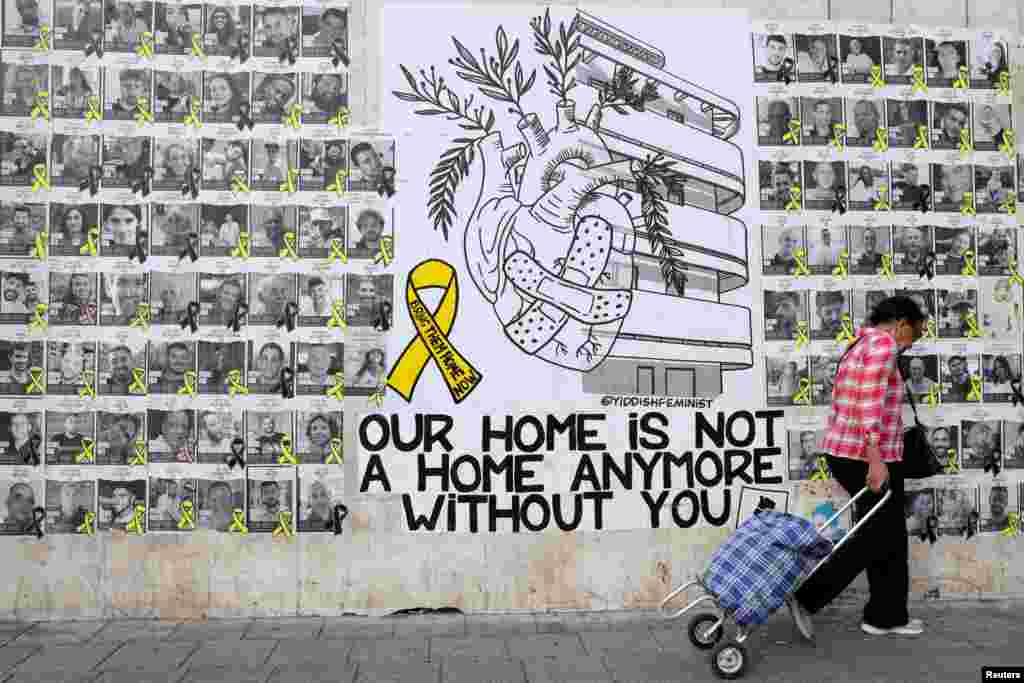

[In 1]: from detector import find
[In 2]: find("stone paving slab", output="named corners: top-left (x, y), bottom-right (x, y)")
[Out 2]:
top-left (505, 634), bottom-right (587, 659)
top-left (393, 616), bottom-right (467, 639)
top-left (181, 640), bottom-right (278, 671)
top-left (347, 636), bottom-right (429, 663)
top-left (93, 621), bottom-right (182, 642)
top-left (263, 638), bottom-right (351, 670)
top-left (580, 629), bottom-right (663, 655)
top-left (431, 635), bottom-right (510, 659)
top-left (351, 659), bottom-right (440, 683)
top-left (92, 673), bottom-right (185, 683)
top-left (0, 648), bottom-right (41, 678)
top-left (96, 639), bottom-right (200, 673)
top-left (266, 663), bottom-right (357, 683)
top-left (10, 642), bottom-right (124, 674)
top-left (320, 618), bottom-right (395, 641)
top-left (465, 615), bottom-right (537, 638)
top-left (11, 622), bottom-right (105, 646)
top-left (177, 666), bottom-right (271, 683)
top-left (440, 655), bottom-right (526, 683)
top-left (167, 622), bottom-right (249, 642)
top-left (243, 618), bottom-right (324, 641)
top-left (522, 654), bottom-right (614, 683)
top-left (2, 674), bottom-right (101, 683)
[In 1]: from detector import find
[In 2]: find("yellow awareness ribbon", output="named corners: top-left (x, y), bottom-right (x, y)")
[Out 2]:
top-left (231, 175), bottom-right (251, 194)
top-left (134, 96), bottom-right (154, 125)
top-left (75, 438), bottom-right (95, 463)
top-left (785, 185), bottom-right (802, 212)
top-left (278, 167), bottom-right (298, 194)
top-left (329, 107), bottom-right (350, 130)
top-left (129, 367), bottom-right (147, 395)
top-left (78, 369), bottom-right (96, 399)
top-left (328, 237), bottom-right (348, 264)
top-left (277, 435), bottom-right (298, 465)
top-left (227, 369), bottom-right (248, 396)
top-left (125, 504), bottom-right (145, 534)
top-left (961, 192), bottom-right (976, 217)
top-left (325, 437), bottom-right (343, 465)
top-left (80, 227), bottom-right (99, 256)
top-left (30, 91), bottom-right (49, 121)
top-left (959, 128), bottom-right (973, 157)
top-left (368, 384), bottom-right (385, 408)
top-left (387, 259), bottom-right (485, 404)
top-left (996, 71), bottom-right (1011, 97)
top-left (278, 231), bottom-right (298, 259)
top-left (183, 97), bottom-right (201, 128)
top-left (85, 96), bottom-right (102, 123)
top-left (374, 236), bottom-right (394, 266)
top-left (190, 33), bottom-right (205, 59)
top-left (913, 125), bottom-right (929, 150)
top-left (32, 231), bottom-right (47, 260)
top-left (26, 367), bottom-right (45, 394)
top-left (327, 299), bottom-right (347, 330)
top-left (229, 509), bottom-right (249, 534)
top-left (231, 231), bottom-right (251, 259)
top-left (327, 372), bottom-right (345, 401)
top-left (999, 130), bottom-right (1016, 159)
top-left (77, 511), bottom-right (96, 535)
top-left (1001, 512), bottom-right (1020, 537)
top-left (136, 31), bottom-right (155, 58)
top-left (284, 104), bottom-right (302, 129)
top-left (869, 64), bottom-right (885, 88)
top-left (878, 252), bottom-right (895, 279)
top-left (873, 185), bottom-right (890, 211)
top-left (964, 311), bottom-right (981, 338)
top-left (943, 448), bottom-right (960, 474)
top-left (326, 169), bottom-right (348, 197)
top-left (129, 439), bottom-right (147, 465)
top-left (786, 248), bottom-right (811, 278)
top-left (967, 374), bottom-right (983, 401)
top-left (835, 313), bottom-right (856, 345)
top-left (830, 123), bottom-right (846, 151)
top-left (794, 320), bottom-right (809, 350)
top-left (33, 24), bottom-right (49, 50)
top-left (810, 455), bottom-right (830, 481)
top-left (922, 317), bottom-right (937, 341)
top-left (272, 511), bottom-right (294, 538)
top-left (129, 303), bottom-right (151, 329)
top-left (873, 127), bottom-right (889, 152)
top-left (960, 250), bottom-right (977, 277)
top-left (953, 65), bottom-right (969, 90)
top-left (925, 383), bottom-right (940, 407)
top-left (783, 119), bottom-right (801, 145)
top-left (911, 64), bottom-right (927, 94)
top-left (177, 370), bottom-right (197, 397)
top-left (792, 377), bottom-right (812, 405)
top-left (28, 304), bottom-right (47, 332)
top-left (831, 249), bottom-right (849, 279)
top-left (31, 164), bottom-right (50, 191)
top-left (1008, 258), bottom-right (1024, 289)
top-left (177, 501), bottom-right (196, 530)
top-left (1001, 191), bottom-right (1018, 216)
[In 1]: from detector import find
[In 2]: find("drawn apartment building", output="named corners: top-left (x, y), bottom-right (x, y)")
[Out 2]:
top-left (573, 11), bottom-right (754, 398)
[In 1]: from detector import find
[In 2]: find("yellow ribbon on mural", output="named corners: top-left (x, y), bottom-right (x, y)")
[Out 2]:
top-left (791, 248), bottom-right (810, 276)
top-left (911, 65), bottom-right (927, 93)
top-left (329, 107), bottom-right (350, 130)
top-left (1008, 258), bottom-right (1024, 289)
top-left (873, 185), bottom-right (890, 211)
top-left (873, 126), bottom-right (889, 152)
top-left (190, 33), bottom-right (205, 59)
top-left (279, 231), bottom-right (298, 259)
top-left (184, 97), bottom-right (201, 128)
top-left (327, 300), bottom-right (347, 329)
top-left (284, 104), bottom-right (303, 129)
top-left (922, 317), bottom-right (937, 341)
top-left (953, 65), bottom-right (969, 90)
top-left (961, 192), bottom-right (976, 216)
top-left (794, 320), bottom-right (809, 350)
top-left (129, 303), bottom-right (151, 329)
top-left (925, 383), bottom-right (940, 407)
top-left (227, 369), bottom-right (248, 396)
top-left (375, 236), bottom-right (394, 266)
top-left (34, 24), bottom-right (49, 50)
top-left (272, 511), bottom-right (294, 537)
top-left (960, 250), bottom-right (977, 277)
top-left (967, 374), bottom-right (983, 402)
top-left (32, 231), bottom-right (47, 260)
top-left (232, 231), bottom-right (251, 258)
top-left (1002, 512), bottom-right (1020, 537)
top-left (830, 123), bottom-right (846, 151)
top-left (878, 253), bottom-right (895, 279)
top-left (29, 304), bottom-right (47, 332)
top-left (125, 504), bottom-right (145, 534)
top-left (327, 372), bottom-right (345, 400)
top-left (835, 313), bottom-right (855, 345)
top-left (913, 125), bottom-right (929, 150)
top-left (177, 370), bottom-right (197, 397)
top-left (279, 168), bottom-right (298, 194)
top-left (130, 439), bottom-right (147, 465)
top-left (964, 311), bottom-right (981, 338)
top-left (129, 367), bottom-right (147, 395)
top-left (85, 95), bottom-right (102, 123)
top-left (832, 249), bottom-right (849, 279)
top-left (80, 227), bottom-right (99, 256)
top-left (810, 455), bottom-right (830, 481)
top-left (277, 435), bottom-right (298, 465)
top-left (999, 129), bottom-right (1016, 159)
top-left (231, 175), bottom-right (250, 194)
top-left (387, 259), bottom-right (484, 404)
top-left (229, 509), bottom-right (249, 534)
top-left (177, 501), bottom-right (196, 530)
top-left (136, 31), bottom-right (154, 58)
top-left (783, 119), bottom-right (800, 145)
top-left (326, 169), bottom-right (348, 197)
top-left (959, 128), bottom-right (973, 157)
top-left (368, 385), bottom-right (385, 408)
top-left (328, 237), bottom-right (348, 264)
top-left (31, 91), bottom-right (49, 121)
top-left (134, 96), bottom-right (154, 125)
top-left (785, 185), bottom-right (801, 212)
top-left (943, 449), bottom-right (960, 474)
top-left (75, 438), bottom-right (95, 463)
top-left (32, 164), bottom-right (50, 191)
top-left (325, 437), bottom-right (343, 464)
top-left (1000, 191), bottom-right (1017, 216)
top-left (26, 367), bottom-right (45, 394)
top-left (77, 511), bottom-right (96, 535)
top-left (869, 65), bottom-right (884, 88)
top-left (792, 377), bottom-right (812, 405)
top-left (996, 71), bottom-right (1011, 96)
top-left (78, 369), bottom-right (96, 399)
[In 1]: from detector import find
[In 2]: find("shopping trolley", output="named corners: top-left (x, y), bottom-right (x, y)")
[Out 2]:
top-left (659, 486), bottom-right (892, 679)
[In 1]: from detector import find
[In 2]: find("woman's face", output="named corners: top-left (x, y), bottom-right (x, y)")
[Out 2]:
top-left (207, 77), bottom-right (232, 109)
top-left (163, 412), bottom-right (189, 448)
top-left (165, 145), bottom-right (190, 176)
top-left (211, 10), bottom-right (227, 31)
top-left (261, 416), bottom-right (275, 434)
top-left (64, 209), bottom-right (84, 233)
top-left (309, 417), bottom-right (330, 446)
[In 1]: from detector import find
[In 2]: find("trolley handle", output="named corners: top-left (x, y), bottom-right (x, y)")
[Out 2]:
top-left (804, 485), bottom-right (891, 584)
top-left (818, 482), bottom-right (889, 535)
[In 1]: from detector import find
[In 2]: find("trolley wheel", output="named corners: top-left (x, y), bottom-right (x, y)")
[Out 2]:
top-left (710, 640), bottom-right (748, 680)
top-left (687, 613), bottom-right (722, 650)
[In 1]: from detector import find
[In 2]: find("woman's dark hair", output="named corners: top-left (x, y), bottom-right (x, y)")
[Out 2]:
top-left (867, 295), bottom-right (926, 326)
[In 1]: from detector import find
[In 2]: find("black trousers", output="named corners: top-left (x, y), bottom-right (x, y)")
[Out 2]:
top-left (793, 454), bottom-right (909, 629)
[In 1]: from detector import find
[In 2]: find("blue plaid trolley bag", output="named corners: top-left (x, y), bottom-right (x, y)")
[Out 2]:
top-left (659, 486), bottom-right (892, 679)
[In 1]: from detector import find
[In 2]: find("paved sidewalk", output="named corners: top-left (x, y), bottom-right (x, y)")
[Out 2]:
top-left (0, 601), bottom-right (1018, 682)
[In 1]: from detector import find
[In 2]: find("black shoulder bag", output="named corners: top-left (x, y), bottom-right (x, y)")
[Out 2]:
top-left (835, 337), bottom-right (942, 479)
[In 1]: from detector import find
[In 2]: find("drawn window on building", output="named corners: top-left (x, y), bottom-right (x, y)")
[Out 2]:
top-left (666, 367), bottom-right (696, 396)
top-left (636, 365), bottom-right (655, 395)
top-left (633, 261), bottom-right (716, 301)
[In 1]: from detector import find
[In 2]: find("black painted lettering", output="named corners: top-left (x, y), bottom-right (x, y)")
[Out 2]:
top-left (726, 411), bottom-right (755, 447)
top-left (694, 451), bottom-right (724, 487)
top-left (516, 454), bottom-right (544, 493)
top-left (662, 451), bottom-right (695, 489)
top-left (391, 414), bottom-right (424, 452)
top-left (602, 452), bottom-right (631, 489)
top-left (402, 494), bottom-right (443, 531)
top-left (703, 488), bottom-right (731, 526)
top-left (358, 454), bottom-right (392, 492)
top-left (628, 413), bottom-right (639, 449)
top-left (489, 494), bottom-right (520, 532)
top-left (570, 454), bottom-right (601, 491)
top-left (481, 454), bottom-right (514, 493)
top-left (481, 415), bottom-right (513, 452)
top-left (724, 449), bottom-right (753, 485)
top-left (696, 412), bottom-right (724, 448)
top-left (462, 493), bottom-right (488, 532)
top-left (358, 415), bottom-right (390, 452)
top-left (577, 414), bottom-right (607, 450)
top-left (425, 414), bottom-right (455, 452)
top-left (756, 410), bottom-right (785, 448)
top-left (753, 447), bottom-right (784, 484)
top-left (631, 451), bottom-right (660, 489)
top-left (451, 454), bottom-right (482, 492)
top-left (585, 491), bottom-right (612, 530)
top-left (552, 493), bottom-right (584, 531)
top-left (639, 412), bottom-right (669, 449)
top-left (521, 494), bottom-right (551, 532)
top-left (671, 490), bottom-right (700, 527)
top-left (515, 416), bottom-right (545, 452)
top-left (642, 490), bottom-right (669, 528)
top-left (418, 453), bottom-right (450, 492)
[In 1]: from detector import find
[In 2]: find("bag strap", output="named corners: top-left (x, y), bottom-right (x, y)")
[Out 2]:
top-left (832, 333), bottom-right (923, 426)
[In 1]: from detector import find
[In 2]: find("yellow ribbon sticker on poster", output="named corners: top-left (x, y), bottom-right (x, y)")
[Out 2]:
top-left (387, 259), bottom-right (483, 404)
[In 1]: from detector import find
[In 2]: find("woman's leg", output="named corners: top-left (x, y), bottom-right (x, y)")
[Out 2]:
top-left (860, 464), bottom-right (909, 628)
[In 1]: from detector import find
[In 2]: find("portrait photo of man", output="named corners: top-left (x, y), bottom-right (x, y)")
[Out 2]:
top-left (753, 33), bottom-right (792, 81)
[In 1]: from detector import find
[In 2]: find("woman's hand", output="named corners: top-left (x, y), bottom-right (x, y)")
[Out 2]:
top-left (866, 458), bottom-right (889, 493)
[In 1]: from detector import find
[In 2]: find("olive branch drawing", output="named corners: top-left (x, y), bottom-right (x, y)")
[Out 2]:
top-left (530, 9), bottom-right (580, 104)
top-left (633, 154), bottom-right (686, 296)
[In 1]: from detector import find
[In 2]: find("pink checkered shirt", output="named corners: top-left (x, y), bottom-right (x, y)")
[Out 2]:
top-left (819, 327), bottom-right (904, 463)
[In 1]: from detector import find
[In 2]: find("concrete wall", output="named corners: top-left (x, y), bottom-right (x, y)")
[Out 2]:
top-left (5, 0), bottom-right (1024, 621)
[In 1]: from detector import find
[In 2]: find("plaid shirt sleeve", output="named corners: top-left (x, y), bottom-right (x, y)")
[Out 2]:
top-left (846, 333), bottom-right (898, 440)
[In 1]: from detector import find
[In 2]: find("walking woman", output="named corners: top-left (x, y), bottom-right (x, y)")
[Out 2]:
top-left (785, 295), bottom-right (927, 639)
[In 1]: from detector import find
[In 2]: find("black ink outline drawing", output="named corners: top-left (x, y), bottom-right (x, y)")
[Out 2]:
top-left (392, 8), bottom-right (752, 398)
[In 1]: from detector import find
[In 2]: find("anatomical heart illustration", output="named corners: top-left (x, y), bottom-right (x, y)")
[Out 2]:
top-left (393, 9), bottom-right (753, 396)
